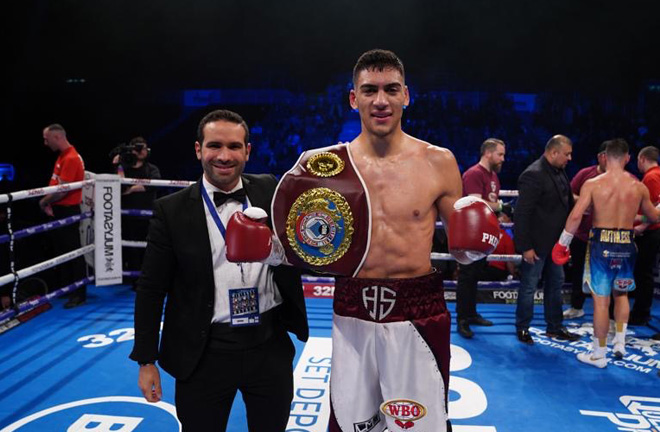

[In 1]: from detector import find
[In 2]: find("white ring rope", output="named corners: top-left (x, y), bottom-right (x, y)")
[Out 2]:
top-left (120, 178), bottom-right (195, 188)
top-left (0, 180), bottom-right (94, 204)
top-left (122, 240), bottom-right (147, 248)
top-left (499, 190), bottom-right (517, 197)
top-left (0, 245), bottom-right (94, 287)
top-left (431, 252), bottom-right (522, 262)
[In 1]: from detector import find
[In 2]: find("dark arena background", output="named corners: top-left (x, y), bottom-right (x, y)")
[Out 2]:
top-left (3, 1), bottom-right (660, 431)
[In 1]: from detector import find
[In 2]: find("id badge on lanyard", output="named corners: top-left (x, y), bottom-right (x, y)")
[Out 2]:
top-left (201, 183), bottom-right (261, 327)
top-left (229, 287), bottom-right (260, 327)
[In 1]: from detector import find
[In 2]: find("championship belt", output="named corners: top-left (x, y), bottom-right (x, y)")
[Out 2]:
top-left (271, 143), bottom-right (370, 276)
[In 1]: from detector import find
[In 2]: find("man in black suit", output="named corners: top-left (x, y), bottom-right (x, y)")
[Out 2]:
top-left (514, 135), bottom-right (580, 344)
top-left (130, 109), bottom-right (308, 431)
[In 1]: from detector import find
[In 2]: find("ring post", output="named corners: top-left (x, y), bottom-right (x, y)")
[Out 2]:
top-left (93, 174), bottom-right (123, 286)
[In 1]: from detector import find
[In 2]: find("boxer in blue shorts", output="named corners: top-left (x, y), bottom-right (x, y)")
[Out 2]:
top-left (553, 139), bottom-right (660, 368)
top-left (583, 228), bottom-right (636, 297)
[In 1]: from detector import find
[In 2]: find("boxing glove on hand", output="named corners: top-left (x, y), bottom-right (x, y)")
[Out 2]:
top-left (448, 196), bottom-right (501, 265)
top-left (226, 207), bottom-right (287, 266)
top-left (551, 230), bottom-right (573, 265)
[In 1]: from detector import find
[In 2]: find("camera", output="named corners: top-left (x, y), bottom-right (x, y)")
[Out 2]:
top-left (109, 140), bottom-right (148, 169)
top-left (109, 143), bottom-right (138, 168)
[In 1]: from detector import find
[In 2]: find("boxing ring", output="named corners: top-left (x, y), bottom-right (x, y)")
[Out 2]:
top-left (1, 176), bottom-right (659, 432)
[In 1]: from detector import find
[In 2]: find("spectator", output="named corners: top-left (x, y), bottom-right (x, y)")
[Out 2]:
top-left (514, 135), bottom-right (580, 344)
top-left (39, 124), bottom-right (86, 308)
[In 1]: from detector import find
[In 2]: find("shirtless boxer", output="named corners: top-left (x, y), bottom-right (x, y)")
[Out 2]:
top-left (227, 50), bottom-right (500, 431)
top-left (552, 139), bottom-right (660, 368)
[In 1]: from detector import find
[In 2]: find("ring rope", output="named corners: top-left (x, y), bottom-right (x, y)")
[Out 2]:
top-left (0, 180), bottom-right (94, 205)
top-left (6, 192), bottom-right (20, 309)
top-left (120, 178), bottom-right (195, 188)
top-left (299, 275), bottom-right (520, 288)
top-left (431, 252), bottom-right (522, 262)
top-left (122, 240), bottom-right (147, 248)
top-left (0, 245), bottom-right (94, 288)
top-left (0, 211), bottom-right (93, 245)
top-left (0, 276), bottom-right (95, 322)
top-left (121, 209), bottom-right (153, 217)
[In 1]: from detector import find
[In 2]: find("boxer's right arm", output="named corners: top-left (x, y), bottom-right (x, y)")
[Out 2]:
top-left (226, 207), bottom-right (289, 266)
top-left (552, 181), bottom-right (593, 265)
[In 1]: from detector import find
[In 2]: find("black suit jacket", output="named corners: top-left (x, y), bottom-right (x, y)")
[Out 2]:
top-left (129, 174), bottom-right (308, 380)
top-left (514, 156), bottom-right (574, 256)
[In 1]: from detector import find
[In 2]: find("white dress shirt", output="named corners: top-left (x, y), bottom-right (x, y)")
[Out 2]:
top-left (201, 176), bottom-right (282, 323)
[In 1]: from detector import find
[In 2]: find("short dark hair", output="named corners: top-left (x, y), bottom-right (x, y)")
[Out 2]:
top-left (545, 135), bottom-right (572, 151)
top-left (197, 109), bottom-right (249, 144)
top-left (45, 123), bottom-right (66, 136)
top-left (353, 49), bottom-right (405, 85)
top-left (480, 138), bottom-right (505, 157)
top-left (639, 145), bottom-right (659, 163)
top-left (603, 138), bottom-right (629, 158)
top-left (597, 141), bottom-right (607, 154)
top-left (129, 136), bottom-right (147, 146)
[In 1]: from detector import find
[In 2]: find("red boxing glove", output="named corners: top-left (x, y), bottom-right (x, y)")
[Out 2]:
top-left (226, 208), bottom-right (273, 263)
top-left (551, 243), bottom-right (570, 265)
top-left (551, 230), bottom-right (574, 265)
top-left (448, 196), bottom-right (501, 265)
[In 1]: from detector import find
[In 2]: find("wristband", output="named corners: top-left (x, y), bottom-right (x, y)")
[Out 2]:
top-left (558, 229), bottom-right (574, 247)
top-left (641, 215), bottom-right (649, 224)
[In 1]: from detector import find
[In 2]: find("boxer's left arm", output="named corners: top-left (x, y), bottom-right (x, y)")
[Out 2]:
top-left (431, 149), bottom-right (499, 265)
top-left (432, 148), bottom-right (463, 230)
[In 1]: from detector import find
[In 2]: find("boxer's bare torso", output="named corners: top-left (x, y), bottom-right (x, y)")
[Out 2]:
top-left (349, 135), bottom-right (462, 279)
top-left (568, 167), bottom-right (656, 231)
top-left (346, 65), bottom-right (463, 278)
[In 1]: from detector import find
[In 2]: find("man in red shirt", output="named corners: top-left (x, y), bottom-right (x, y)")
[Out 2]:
top-left (563, 143), bottom-right (607, 319)
top-left (39, 124), bottom-right (86, 308)
top-left (456, 138), bottom-right (505, 338)
top-left (630, 146), bottom-right (660, 325)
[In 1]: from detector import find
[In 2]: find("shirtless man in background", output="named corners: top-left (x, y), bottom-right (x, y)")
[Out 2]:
top-left (553, 138), bottom-right (660, 368)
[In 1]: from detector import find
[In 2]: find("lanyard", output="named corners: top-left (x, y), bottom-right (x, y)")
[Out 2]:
top-left (200, 183), bottom-right (248, 239)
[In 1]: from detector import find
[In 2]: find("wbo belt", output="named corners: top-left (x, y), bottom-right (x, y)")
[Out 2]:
top-left (271, 143), bottom-right (371, 277)
top-left (208, 306), bottom-right (282, 351)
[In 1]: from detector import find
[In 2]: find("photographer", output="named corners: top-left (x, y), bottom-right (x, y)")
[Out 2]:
top-left (111, 137), bottom-right (161, 285)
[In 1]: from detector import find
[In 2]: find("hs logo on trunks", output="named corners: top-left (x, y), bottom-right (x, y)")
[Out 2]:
top-left (380, 399), bottom-right (427, 430)
top-left (362, 286), bottom-right (397, 321)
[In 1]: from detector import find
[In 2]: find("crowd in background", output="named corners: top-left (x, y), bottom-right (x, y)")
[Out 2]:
top-left (1, 86), bottom-right (659, 308)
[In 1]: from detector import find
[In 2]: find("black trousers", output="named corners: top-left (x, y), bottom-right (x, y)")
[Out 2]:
top-left (175, 329), bottom-right (295, 432)
top-left (51, 205), bottom-right (86, 300)
top-left (632, 229), bottom-right (660, 321)
top-left (568, 237), bottom-right (588, 310)
top-left (456, 258), bottom-right (488, 321)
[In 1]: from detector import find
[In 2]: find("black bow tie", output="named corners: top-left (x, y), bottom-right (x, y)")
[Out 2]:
top-left (213, 189), bottom-right (246, 207)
